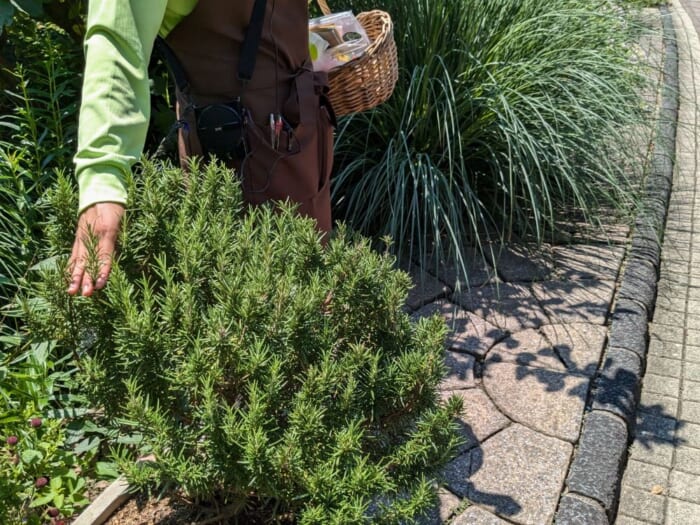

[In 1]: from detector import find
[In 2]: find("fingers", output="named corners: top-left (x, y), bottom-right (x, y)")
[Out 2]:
top-left (94, 254), bottom-right (113, 291)
top-left (68, 236), bottom-right (112, 297)
top-left (92, 233), bottom-right (116, 292)
top-left (67, 240), bottom-right (86, 296)
top-left (66, 203), bottom-right (124, 296)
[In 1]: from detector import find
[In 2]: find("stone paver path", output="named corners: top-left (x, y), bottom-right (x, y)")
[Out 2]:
top-left (408, 238), bottom-right (629, 524)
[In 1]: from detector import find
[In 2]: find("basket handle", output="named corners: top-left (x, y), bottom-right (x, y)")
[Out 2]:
top-left (316, 0), bottom-right (331, 16)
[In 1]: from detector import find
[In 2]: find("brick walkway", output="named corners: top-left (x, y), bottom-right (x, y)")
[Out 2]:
top-left (617, 1), bottom-right (700, 524)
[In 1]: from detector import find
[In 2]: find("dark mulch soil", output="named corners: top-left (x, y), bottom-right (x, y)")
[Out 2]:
top-left (104, 492), bottom-right (296, 525)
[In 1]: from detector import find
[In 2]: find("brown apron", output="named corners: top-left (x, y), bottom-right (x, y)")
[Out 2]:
top-left (166, 0), bottom-right (334, 234)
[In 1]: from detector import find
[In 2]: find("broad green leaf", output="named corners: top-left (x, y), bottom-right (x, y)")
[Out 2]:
top-left (29, 255), bottom-right (61, 272)
top-left (53, 492), bottom-right (65, 509)
top-left (20, 448), bottom-right (43, 464)
top-left (95, 461), bottom-right (120, 480)
top-left (29, 493), bottom-right (55, 507)
top-left (74, 476), bottom-right (86, 491)
top-left (48, 406), bottom-right (90, 419)
top-left (0, 334), bottom-right (22, 346)
top-left (50, 476), bottom-right (63, 490)
top-left (74, 435), bottom-right (100, 455)
top-left (69, 495), bottom-right (90, 506)
top-left (0, 416), bottom-right (23, 426)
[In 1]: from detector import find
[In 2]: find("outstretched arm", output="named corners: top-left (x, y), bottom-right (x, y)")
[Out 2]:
top-left (68, 0), bottom-right (173, 296)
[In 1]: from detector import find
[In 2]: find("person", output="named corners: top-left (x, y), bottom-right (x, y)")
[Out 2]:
top-left (67, 0), bottom-right (335, 297)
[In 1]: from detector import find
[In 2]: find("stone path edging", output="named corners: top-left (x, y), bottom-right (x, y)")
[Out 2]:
top-left (72, 476), bottom-right (130, 525)
top-left (554, 6), bottom-right (680, 523)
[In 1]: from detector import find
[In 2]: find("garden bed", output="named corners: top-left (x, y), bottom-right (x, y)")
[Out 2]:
top-left (104, 492), bottom-right (203, 525)
top-left (0, 2), bottom-right (668, 525)
top-left (76, 480), bottom-right (299, 525)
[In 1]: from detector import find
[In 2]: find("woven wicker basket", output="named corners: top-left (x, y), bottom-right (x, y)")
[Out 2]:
top-left (316, 0), bottom-right (398, 117)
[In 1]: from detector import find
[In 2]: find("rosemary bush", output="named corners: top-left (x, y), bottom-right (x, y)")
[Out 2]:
top-left (28, 160), bottom-right (462, 523)
top-left (332, 0), bottom-right (651, 270)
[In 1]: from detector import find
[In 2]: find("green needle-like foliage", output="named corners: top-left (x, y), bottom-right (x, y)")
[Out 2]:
top-left (28, 160), bottom-right (462, 523)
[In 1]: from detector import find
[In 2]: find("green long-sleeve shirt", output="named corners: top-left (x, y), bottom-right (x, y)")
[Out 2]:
top-left (74, 0), bottom-right (197, 213)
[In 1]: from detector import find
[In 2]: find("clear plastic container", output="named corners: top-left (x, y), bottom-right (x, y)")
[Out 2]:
top-left (309, 11), bottom-right (371, 72)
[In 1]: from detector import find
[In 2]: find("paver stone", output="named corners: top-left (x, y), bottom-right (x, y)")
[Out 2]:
top-left (441, 388), bottom-right (510, 452)
top-left (452, 506), bottom-right (511, 525)
top-left (452, 283), bottom-right (549, 333)
top-left (552, 244), bottom-right (625, 281)
top-left (486, 329), bottom-right (566, 373)
top-left (486, 324), bottom-right (605, 377)
top-left (441, 351), bottom-right (477, 391)
top-left (464, 424), bottom-right (572, 525)
top-left (532, 280), bottom-right (615, 325)
top-left (491, 244), bottom-right (553, 282)
top-left (483, 361), bottom-right (589, 442)
top-left (405, 267), bottom-right (451, 310)
top-left (541, 323), bottom-right (607, 376)
top-left (433, 248), bottom-right (499, 289)
top-left (413, 301), bottom-right (505, 357)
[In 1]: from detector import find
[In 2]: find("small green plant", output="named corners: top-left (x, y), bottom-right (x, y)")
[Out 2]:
top-left (0, 17), bottom-right (96, 523)
top-left (0, 340), bottom-right (95, 525)
top-left (28, 159), bottom-right (463, 524)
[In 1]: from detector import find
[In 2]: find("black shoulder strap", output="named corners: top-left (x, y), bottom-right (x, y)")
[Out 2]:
top-left (238, 0), bottom-right (268, 84)
top-left (154, 36), bottom-right (190, 92)
top-left (155, 0), bottom-right (268, 92)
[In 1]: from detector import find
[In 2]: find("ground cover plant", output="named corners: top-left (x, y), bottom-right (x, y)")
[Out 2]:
top-left (24, 160), bottom-right (463, 524)
top-left (0, 339), bottom-right (101, 525)
top-left (331, 0), bottom-right (652, 275)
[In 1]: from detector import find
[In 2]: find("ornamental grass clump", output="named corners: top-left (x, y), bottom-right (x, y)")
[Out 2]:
top-left (332, 0), bottom-right (651, 270)
top-left (28, 160), bottom-right (462, 523)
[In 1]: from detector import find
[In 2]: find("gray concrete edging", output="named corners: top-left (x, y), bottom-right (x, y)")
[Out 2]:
top-left (554, 6), bottom-right (680, 524)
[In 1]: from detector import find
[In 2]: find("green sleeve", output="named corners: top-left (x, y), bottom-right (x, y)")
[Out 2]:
top-left (74, 0), bottom-right (196, 213)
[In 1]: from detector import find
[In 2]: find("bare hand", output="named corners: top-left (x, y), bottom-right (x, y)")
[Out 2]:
top-left (67, 202), bottom-right (125, 297)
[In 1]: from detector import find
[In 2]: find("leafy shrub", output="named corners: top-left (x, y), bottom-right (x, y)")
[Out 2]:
top-left (331, 0), bottom-right (650, 272)
top-left (0, 14), bottom-right (81, 320)
top-left (27, 160), bottom-right (462, 523)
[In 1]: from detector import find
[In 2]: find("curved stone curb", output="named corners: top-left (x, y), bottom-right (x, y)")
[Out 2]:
top-left (72, 476), bottom-right (130, 525)
top-left (555, 6), bottom-right (680, 524)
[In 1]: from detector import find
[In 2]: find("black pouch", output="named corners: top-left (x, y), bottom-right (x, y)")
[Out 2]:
top-left (195, 100), bottom-right (249, 160)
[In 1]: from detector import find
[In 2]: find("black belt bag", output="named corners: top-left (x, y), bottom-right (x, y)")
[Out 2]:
top-left (194, 100), bottom-right (248, 160)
